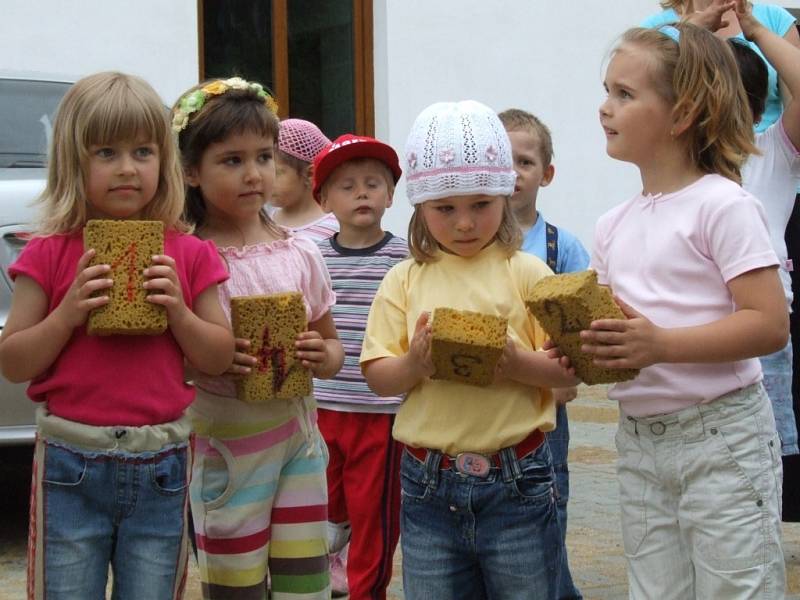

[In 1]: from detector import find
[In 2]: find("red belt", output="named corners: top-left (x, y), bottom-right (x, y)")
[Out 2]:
top-left (406, 429), bottom-right (544, 472)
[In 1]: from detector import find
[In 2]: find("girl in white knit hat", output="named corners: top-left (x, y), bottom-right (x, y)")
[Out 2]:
top-left (360, 100), bottom-right (577, 600)
top-left (271, 118), bottom-right (340, 242)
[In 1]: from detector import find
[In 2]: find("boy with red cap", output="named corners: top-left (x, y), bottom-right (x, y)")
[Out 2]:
top-left (312, 134), bottom-right (407, 599)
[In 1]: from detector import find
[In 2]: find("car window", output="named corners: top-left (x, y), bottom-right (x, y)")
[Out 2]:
top-left (0, 79), bottom-right (71, 168)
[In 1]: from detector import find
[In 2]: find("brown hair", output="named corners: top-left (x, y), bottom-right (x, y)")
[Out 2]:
top-left (37, 71), bottom-right (187, 235)
top-left (497, 108), bottom-right (554, 167)
top-left (407, 196), bottom-right (521, 263)
top-left (618, 24), bottom-right (757, 183)
top-left (174, 80), bottom-right (282, 235)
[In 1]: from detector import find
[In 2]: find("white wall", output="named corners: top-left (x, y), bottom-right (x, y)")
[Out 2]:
top-left (1, 1), bottom-right (199, 107)
top-left (373, 1), bottom-right (674, 251)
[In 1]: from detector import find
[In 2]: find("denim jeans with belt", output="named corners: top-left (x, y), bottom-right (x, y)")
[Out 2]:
top-left (400, 440), bottom-right (562, 600)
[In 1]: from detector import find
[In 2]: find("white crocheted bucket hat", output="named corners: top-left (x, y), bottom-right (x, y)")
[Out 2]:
top-left (404, 100), bottom-right (516, 205)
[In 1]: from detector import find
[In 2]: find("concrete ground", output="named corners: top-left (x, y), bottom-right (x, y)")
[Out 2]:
top-left (1, 385), bottom-right (798, 599)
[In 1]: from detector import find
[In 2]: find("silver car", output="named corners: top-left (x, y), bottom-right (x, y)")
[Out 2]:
top-left (0, 72), bottom-right (72, 445)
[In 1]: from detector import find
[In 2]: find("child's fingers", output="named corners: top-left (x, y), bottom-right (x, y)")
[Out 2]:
top-left (587, 318), bottom-right (628, 332)
top-left (150, 254), bottom-right (177, 269)
top-left (235, 338), bottom-right (251, 352)
top-left (581, 329), bottom-right (626, 345)
top-left (414, 311), bottom-right (431, 335)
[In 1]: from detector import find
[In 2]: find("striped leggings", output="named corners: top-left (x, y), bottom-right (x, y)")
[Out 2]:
top-left (189, 390), bottom-right (329, 599)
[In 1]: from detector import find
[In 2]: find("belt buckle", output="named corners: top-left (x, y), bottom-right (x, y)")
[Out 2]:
top-left (454, 452), bottom-right (491, 477)
top-left (649, 421), bottom-right (667, 435)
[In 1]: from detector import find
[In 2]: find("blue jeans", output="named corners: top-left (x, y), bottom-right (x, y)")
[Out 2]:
top-left (547, 404), bottom-right (582, 600)
top-left (760, 341), bottom-right (799, 455)
top-left (400, 440), bottom-right (562, 600)
top-left (37, 440), bottom-right (189, 599)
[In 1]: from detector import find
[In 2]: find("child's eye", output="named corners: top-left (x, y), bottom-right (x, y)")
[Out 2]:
top-left (135, 147), bottom-right (155, 159)
top-left (474, 201), bottom-right (491, 210)
top-left (223, 156), bottom-right (241, 166)
top-left (435, 205), bottom-right (453, 213)
top-left (96, 147), bottom-right (115, 158)
top-left (258, 152), bottom-right (273, 163)
top-left (619, 89), bottom-right (632, 99)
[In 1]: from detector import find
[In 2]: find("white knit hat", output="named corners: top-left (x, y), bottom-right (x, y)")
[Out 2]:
top-left (404, 100), bottom-right (516, 205)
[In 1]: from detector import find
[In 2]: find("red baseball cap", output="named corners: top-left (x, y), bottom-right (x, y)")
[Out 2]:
top-left (312, 134), bottom-right (402, 201)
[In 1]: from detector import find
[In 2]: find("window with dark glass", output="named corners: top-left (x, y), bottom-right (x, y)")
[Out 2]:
top-left (199, 0), bottom-right (373, 138)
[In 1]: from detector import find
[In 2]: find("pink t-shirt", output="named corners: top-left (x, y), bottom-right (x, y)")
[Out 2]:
top-left (194, 234), bottom-right (336, 398)
top-left (592, 174), bottom-right (779, 417)
top-left (9, 230), bottom-right (228, 426)
top-left (289, 212), bottom-right (339, 243)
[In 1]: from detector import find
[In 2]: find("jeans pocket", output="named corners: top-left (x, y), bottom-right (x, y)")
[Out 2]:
top-left (615, 426), bottom-right (648, 556)
top-left (400, 452), bottom-right (432, 503)
top-left (509, 449), bottom-right (555, 504)
top-left (42, 443), bottom-right (87, 487)
top-left (150, 448), bottom-right (188, 495)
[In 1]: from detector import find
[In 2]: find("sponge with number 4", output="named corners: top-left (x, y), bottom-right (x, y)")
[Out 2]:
top-left (525, 270), bottom-right (639, 385)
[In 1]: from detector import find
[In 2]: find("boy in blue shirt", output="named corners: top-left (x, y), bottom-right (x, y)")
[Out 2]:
top-left (500, 108), bottom-right (589, 600)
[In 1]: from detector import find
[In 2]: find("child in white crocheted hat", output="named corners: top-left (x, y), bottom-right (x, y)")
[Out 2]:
top-left (360, 100), bottom-right (577, 599)
top-left (271, 118), bottom-right (339, 241)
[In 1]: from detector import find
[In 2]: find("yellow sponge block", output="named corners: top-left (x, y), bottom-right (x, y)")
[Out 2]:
top-left (231, 292), bottom-right (312, 402)
top-left (526, 270), bottom-right (639, 385)
top-left (84, 219), bottom-right (166, 336)
top-left (430, 307), bottom-right (507, 387)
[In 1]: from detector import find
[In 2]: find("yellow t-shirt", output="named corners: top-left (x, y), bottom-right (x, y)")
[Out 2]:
top-left (360, 243), bottom-right (556, 455)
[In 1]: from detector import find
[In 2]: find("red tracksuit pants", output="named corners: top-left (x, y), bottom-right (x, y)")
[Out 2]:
top-left (317, 409), bottom-right (401, 600)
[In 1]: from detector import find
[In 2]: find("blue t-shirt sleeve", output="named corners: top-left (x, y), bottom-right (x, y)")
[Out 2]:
top-left (753, 3), bottom-right (796, 37)
top-left (556, 230), bottom-right (591, 274)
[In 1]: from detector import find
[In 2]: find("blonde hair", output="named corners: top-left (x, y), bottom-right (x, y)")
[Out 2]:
top-left (407, 196), bottom-right (521, 263)
top-left (618, 24), bottom-right (756, 183)
top-left (37, 71), bottom-right (187, 235)
top-left (658, 0), bottom-right (687, 10)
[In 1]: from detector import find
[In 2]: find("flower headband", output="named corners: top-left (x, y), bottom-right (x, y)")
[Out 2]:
top-left (171, 77), bottom-right (279, 133)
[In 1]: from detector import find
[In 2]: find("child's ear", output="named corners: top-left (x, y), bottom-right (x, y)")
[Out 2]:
top-left (671, 107), bottom-right (697, 138)
top-left (184, 166), bottom-right (200, 188)
top-left (541, 164), bottom-right (555, 187)
top-left (304, 164), bottom-right (314, 187)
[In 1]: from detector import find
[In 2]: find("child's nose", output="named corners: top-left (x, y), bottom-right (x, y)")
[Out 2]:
top-left (244, 161), bottom-right (262, 182)
top-left (117, 153), bottom-right (136, 174)
top-left (455, 213), bottom-right (475, 231)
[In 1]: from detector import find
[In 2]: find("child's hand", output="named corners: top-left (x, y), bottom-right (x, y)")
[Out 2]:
top-left (542, 338), bottom-right (574, 372)
top-left (408, 312), bottom-right (434, 378)
top-left (495, 336), bottom-right (521, 381)
top-left (580, 297), bottom-right (664, 369)
top-left (553, 386), bottom-right (578, 405)
top-left (144, 255), bottom-right (189, 321)
top-left (225, 337), bottom-right (257, 377)
top-left (54, 249), bottom-right (113, 329)
top-left (684, 0), bottom-right (736, 32)
top-left (734, 0), bottom-right (761, 40)
top-left (295, 330), bottom-right (330, 375)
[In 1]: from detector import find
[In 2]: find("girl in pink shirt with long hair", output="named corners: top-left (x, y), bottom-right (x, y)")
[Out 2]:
top-left (172, 77), bottom-right (344, 600)
top-left (581, 14), bottom-right (788, 597)
top-left (0, 71), bottom-right (234, 600)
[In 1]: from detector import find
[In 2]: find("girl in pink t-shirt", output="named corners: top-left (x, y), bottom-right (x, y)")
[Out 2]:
top-left (0, 72), bottom-right (234, 599)
top-left (579, 19), bottom-right (788, 596)
top-left (172, 78), bottom-right (344, 599)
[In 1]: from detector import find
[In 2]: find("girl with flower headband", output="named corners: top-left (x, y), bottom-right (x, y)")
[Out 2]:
top-left (584, 22), bottom-right (787, 595)
top-left (360, 100), bottom-right (577, 599)
top-left (172, 77), bottom-right (344, 599)
top-left (0, 71), bottom-right (234, 599)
